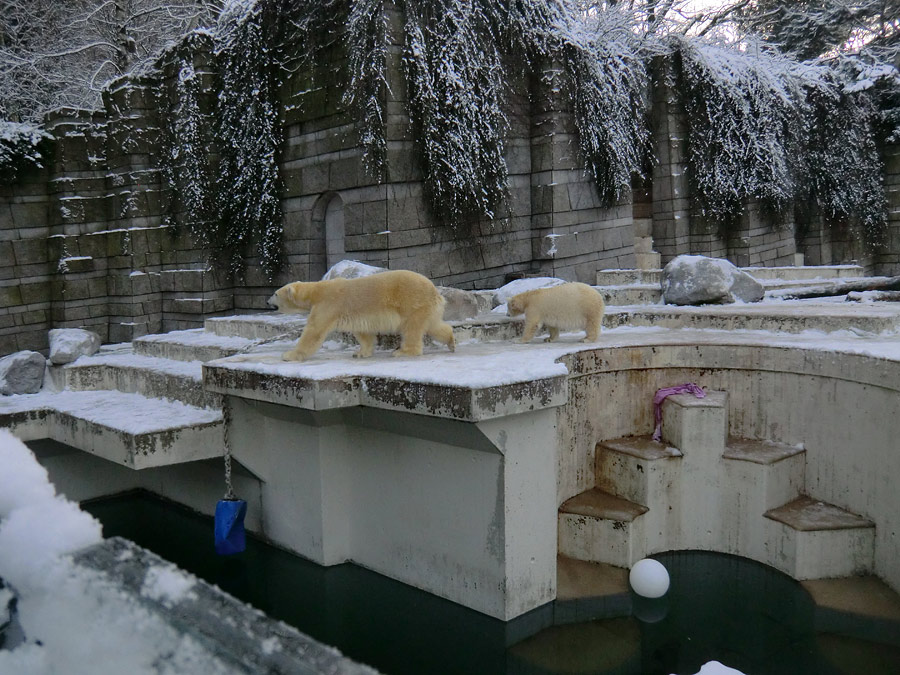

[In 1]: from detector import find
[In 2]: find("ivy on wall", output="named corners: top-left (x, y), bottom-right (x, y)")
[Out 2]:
top-left (0, 121), bottom-right (52, 185)
top-left (157, 34), bottom-right (217, 249)
top-left (677, 38), bottom-right (886, 247)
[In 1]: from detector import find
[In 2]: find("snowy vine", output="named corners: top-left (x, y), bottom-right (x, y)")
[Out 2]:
top-left (677, 39), bottom-right (810, 224)
top-left (801, 81), bottom-right (887, 246)
top-left (553, 7), bottom-right (653, 206)
top-left (0, 121), bottom-right (52, 185)
top-left (343, 0), bottom-right (388, 179)
top-left (212, 0), bottom-right (286, 280)
top-left (156, 36), bottom-right (217, 246)
top-left (400, 0), bottom-right (510, 232)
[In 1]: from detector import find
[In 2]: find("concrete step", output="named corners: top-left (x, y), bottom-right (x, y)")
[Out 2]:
top-left (204, 313), bottom-right (523, 345)
top-left (764, 496), bottom-right (875, 579)
top-left (596, 265), bottom-right (866, 288)
top-left (596, 269), bottom-right (662, 286)
top-left (722, 438), bottom-right (807, 561)
top-left (133, 329), bottom-right (256, 362)
top-left (595, 435), bottom-right (682, 507)
top-left (63, 352), bottom-right (221, 409)
top-left (558, 488), bottom-right (648, 568)
top-left (0, 390), bottom-right (223, 470)
top-left (744, 264), bottom-right (866, 281)
top-left (205, 313), bottom-right (306, 340)
top-left (595, 436), bottom-right (683, 555)
top-left (722, 438), bottom-right (806, 510)
top-left (594, 284), bottom-right (662, 306)
top-left (604, 302), bottom-right (900, 334)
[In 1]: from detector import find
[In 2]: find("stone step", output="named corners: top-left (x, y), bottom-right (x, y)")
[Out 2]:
top-left (723, 438), bottom-right (806, 510)
top-left (604, 302), bottom-right (900, 334)
top-left (595, 265), bottom-right (866, 288)
top-left (596, 269), bottom-right (662, 286)
top-left (63, 351), bottom-right (221, 409)
top-left (133, 329), bottom-right (256, 362)
top-left (0, 390), bottom-right (223, 470)
top-left (205, 313), bottom-right (306, 340)
top-left (204, 313), bottom-right (523, 345)
top-left (595, 435), bottom-right (682, 507)
top-left (595, 436), bottom-right (683, 555)
top-left (744, 264), bottom-right (866, 281)
top-left (558, 488), bottom-right (648, 568)
top-left (593, 284), bottom-right (662, 306)
top-left (764, 496), bottom-right (875, 580)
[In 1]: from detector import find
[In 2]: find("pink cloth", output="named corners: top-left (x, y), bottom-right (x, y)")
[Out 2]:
top-left (652, 383), bottom-right (706, 441)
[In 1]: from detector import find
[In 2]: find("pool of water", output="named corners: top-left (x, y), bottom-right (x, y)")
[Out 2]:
top-left (83, 491), bottom-right (900, 675)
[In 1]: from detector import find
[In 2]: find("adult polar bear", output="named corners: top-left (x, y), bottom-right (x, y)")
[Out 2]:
top-left (268, 270), bottom-right (455, 361)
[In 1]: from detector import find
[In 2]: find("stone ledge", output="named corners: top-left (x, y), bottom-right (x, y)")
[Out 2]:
top-left (204, 349), bottom-right (568, 422)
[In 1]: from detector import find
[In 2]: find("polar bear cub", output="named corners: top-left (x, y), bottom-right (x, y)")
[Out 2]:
top-left (506, 282), bottom-right (605, 344)
top-left (268, 270), bottom-right (455, 361)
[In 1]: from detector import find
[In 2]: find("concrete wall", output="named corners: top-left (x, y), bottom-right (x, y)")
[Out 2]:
top-left (221, 399), bottom-right (559, 622)
top-left (556, 342), bottom-right (900, 594)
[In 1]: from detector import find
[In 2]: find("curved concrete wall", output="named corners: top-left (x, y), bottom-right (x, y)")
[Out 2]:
top-left (558, 342), bottom-right (900, 593)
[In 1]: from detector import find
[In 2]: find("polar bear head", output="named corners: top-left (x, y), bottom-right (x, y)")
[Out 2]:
top-left (267, 282), bottom-right (314, 314)
top-left (506, 292), bottom-right (528, 317)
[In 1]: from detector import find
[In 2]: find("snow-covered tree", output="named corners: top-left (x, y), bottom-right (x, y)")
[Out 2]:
top-left (0, 0), bottom-right (222, 123)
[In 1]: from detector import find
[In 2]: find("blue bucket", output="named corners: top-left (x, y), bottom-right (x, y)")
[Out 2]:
top-left (214, 498), bottom-right (247, 555)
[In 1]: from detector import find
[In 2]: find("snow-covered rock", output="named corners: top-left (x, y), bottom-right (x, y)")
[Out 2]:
top-left (437, 287), bottom-right (480, 321)
top-left (322, 260), bottom-right (386, 280)
top-left (662, 255), bottom-right (764, 305)
top-left (48, 328), bottom-right (101, 365)
top-left (495, 277), bottom-right (566, 306)
top-left (0, 351), bottom-right (46, 395)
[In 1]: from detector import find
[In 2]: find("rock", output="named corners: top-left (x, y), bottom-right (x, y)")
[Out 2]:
top-left (48, 328), bottom-right (101, 365)
top-left (0, 351), bottom-right (46, 395)
top-left (662, 255), bottom-right (764, 305)
top-left (322, 260), bottom-right (386, 280)
top-left (437, 287), bottom-right (480, 321)
top-left (495, 277), bottom-right (566, 306)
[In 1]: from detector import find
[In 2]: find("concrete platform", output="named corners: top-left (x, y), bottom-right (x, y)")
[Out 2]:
top-left (0, 390), bottom-right (223, 469)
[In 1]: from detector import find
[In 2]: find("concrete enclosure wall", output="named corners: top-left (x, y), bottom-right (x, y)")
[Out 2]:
top-left (556, 343), bottom-right (900, 594)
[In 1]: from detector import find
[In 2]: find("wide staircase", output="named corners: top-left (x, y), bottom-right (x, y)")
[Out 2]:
top-left (558, 390), bottom-right (875, 580)
top-left (2, 264), bottom-right (897, 476)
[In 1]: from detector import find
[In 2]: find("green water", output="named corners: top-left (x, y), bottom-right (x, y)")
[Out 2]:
top-left (83, 492), bottom-right (900, 675)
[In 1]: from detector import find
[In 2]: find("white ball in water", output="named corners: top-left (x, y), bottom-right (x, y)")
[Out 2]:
top-left (629, 558), bottom-right (670, 598)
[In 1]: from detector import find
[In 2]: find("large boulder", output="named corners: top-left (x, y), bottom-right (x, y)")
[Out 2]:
top-left (48, 328), bottom-right (101, 365)
top-left (322, 260), bottom-right (386, 280)
top-left (662, 255), bottom-right (764, 305)
top-left (0, 351), bottom-right (46, 395)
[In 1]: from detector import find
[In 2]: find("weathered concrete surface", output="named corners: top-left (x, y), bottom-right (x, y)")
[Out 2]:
top-left (225, 398), bottom-right (559, 621)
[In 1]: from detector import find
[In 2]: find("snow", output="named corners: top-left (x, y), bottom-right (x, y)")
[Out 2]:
top-left (73, 351), bottom-right (204, 380)
top-left (0, 390), bottom-right (221, 434)
top-left (685, 662), bottom-right (745, 675)
top-left (140, 564), bottom-right (196, 607)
